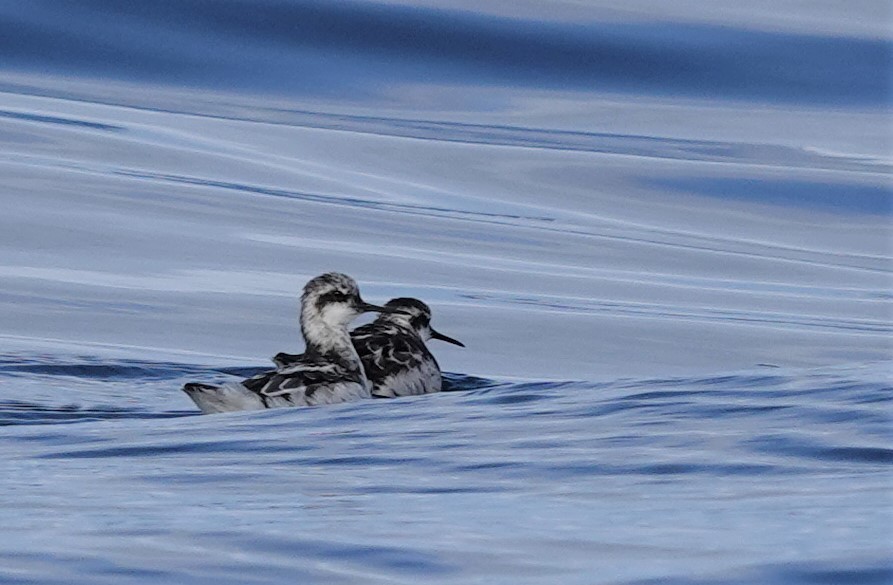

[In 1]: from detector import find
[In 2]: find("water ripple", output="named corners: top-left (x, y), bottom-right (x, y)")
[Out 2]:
top-left (4, 1), bottom-right (890, 105)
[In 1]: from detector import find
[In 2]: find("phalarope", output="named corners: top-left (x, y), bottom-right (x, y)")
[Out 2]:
top-left (276, 297), bottom-right (463, 398)
top-left (183, 272), bottom-right (396, 414)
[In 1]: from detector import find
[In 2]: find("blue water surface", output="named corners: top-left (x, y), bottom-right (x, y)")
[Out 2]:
top-left (2, 355), bottom-right (891, 584)
top-left (0, 1), bottom-right (890, 583)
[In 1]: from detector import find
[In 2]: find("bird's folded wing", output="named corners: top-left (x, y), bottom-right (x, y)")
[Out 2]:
top-left (259, 362), bottom-right (343, 397)
top-left (355, 329), bottom-right (425, 377)
top-left (241, 369), bottom-right (276, 394)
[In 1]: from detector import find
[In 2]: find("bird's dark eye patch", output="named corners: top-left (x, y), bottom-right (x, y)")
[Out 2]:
top-left (316, 291), bottom-right (351, 309)
top-left (409, 313), bottom-right (428, 330)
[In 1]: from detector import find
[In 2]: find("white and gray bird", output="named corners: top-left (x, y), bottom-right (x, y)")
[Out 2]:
top-left (182, 272), bottom-right (397, 414)
top-left (276, 297), bottom-right (464, 398)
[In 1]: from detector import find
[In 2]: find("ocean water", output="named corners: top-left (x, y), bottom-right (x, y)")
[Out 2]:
top-left (1, 1), bottom-right (891, 583)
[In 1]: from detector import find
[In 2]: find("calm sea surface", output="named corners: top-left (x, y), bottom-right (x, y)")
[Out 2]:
top-left (0, 1), bottom-right (891, 583)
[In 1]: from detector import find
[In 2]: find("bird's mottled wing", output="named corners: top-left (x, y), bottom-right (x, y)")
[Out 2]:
top-left (351, 322), bottom-right (429, 382)
top-left (240, 358), bottom-right (347, 400)
top-left (241, 369), bottom-right (277, 394)
top-left (258, 362), bottom-right (343, 398)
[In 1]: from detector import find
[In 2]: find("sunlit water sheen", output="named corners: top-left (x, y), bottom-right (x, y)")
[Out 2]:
top-left (1, 1), bottom-right (891, 583)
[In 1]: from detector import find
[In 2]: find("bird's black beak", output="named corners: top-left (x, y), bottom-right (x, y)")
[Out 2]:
top-left (358, 301), bottom-right (401, 314)
top-left (430, 328), bottom-right (465, 347)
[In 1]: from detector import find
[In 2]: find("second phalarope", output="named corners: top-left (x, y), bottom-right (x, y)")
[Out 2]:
top-left (276, 297), bottom-right (463, 398)
top-left (183, 272), bottom-right (396, 414)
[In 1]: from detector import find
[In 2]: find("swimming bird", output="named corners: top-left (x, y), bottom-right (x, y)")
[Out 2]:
top-left (275, 297), bottom-right (464, 398)
top-left (182, 272), bottom-right (397, 414)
